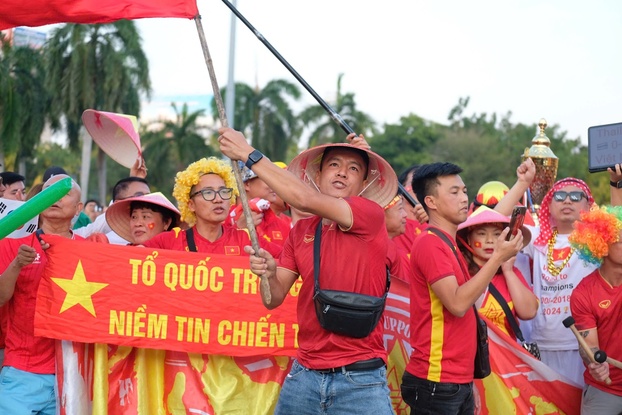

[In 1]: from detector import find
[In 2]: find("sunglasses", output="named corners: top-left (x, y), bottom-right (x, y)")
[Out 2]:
top-left (552, 191), bottom-right (587, 202)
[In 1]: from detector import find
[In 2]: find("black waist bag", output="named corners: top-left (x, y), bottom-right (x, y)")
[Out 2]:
top-left (312, 222), bottom-right (390, 339)
top-left (473, 308), bottom-right (491, 379)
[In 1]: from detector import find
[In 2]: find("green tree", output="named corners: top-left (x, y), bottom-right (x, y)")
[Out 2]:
top-left (44, 21), bottom-right (151, 201)
top-left (212, 80), bottom-right (301, 161)
top-left (368, 114), bottom-right (441, 175)
top-left (141, 103), bottom-right (214, 196)
top-left (299, 73), bottom-right (375, 147)
top-left (0, 34), bottom-right (48, 171)
top-left (437, 97), bottom-right (593, 203)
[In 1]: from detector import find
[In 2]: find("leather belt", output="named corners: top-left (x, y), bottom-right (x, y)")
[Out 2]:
top-left (315, 358), bottom-right (385, 373)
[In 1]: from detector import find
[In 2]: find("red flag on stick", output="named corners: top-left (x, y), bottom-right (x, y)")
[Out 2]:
top-left (0, 0), bottom-right (198, 30)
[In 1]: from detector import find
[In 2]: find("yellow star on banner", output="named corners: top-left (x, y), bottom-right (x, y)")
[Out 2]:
top-left (51, 260), bottom-right (108, 317)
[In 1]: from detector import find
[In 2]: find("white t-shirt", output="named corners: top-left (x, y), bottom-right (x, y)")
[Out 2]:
top-left (73, 213), bottom-right (111, 237)
top-left (522, 226), bottom-right (597, 350)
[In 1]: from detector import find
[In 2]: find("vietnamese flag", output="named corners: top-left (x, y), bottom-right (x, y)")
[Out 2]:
top-left (0, 0), bottom-right (198, 30)
top-left (552, 247), bottom-right (572, 261)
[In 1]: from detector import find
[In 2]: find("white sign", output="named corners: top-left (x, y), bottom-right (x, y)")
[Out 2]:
top-left (587, 122), bottom-right (622, 172)
top-left (0, 198), bottom-right (39, 238)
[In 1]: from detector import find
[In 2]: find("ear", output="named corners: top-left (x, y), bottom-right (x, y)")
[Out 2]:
top-left (188, 198), bottom-right (196, 214)
top-left (75, 201), bottom-right (84, 217)
top-left (424, 194), bottom-right (437, 211)
top-left (163, 217), bottom-right (173, 230)
top-left (244, 181), bottom-right (252, 192)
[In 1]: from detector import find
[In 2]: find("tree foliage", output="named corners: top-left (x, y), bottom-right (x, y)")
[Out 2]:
top-left (44, 21), bottom-right (151, 150)
top-left (0, 34), bottom-right (48, 169)
top-left (299, 74), bottom-right (376, 147)
top-left (141, 103), bottom-right (214, 196)
top-left (211, 79), bottom-right (301, 161)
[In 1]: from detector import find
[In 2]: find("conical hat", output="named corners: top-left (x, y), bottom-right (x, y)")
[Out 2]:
top-left (457, 206), bottom-right (531, 247)
top-left (105, 192), bottom-right (181, 243)
top-left (287, 143), bottom-right (398, 208)
top-left (82, 109), bottom-right (141, 168)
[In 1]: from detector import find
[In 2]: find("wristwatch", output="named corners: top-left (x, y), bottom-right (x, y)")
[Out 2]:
top-left (245, 149), bottom-right (264, 170)
top-left (610, 180), bottom-right (622, 188)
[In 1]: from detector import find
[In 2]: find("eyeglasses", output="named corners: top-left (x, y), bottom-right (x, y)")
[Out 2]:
top-left (553, 191), bottom-right (587, 202)
top-left (190, 188), bottom-right (233, 201)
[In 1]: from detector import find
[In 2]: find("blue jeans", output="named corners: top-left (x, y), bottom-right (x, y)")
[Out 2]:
top-left (274, 359), bottom-right (394, 415)
top-left (401, 371), bottom-right (474, 415)
top-left (0, 366), bottom-right (56, 415)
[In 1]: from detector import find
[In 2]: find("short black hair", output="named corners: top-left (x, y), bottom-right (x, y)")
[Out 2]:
top-left (412, 162), bottom-right (463, 213)
top-left (130, 201), bottom-right (178, 231)
top-left (398, 164), bottom-right (421, 187)
top-left (0, 172), bottom-right (25, 186)
top-left (43, 166), bottom-right (68, 182)
top-left (112, 177), bottom-right (149, 201)
top-left (319, 146), bottom-right (370, 179)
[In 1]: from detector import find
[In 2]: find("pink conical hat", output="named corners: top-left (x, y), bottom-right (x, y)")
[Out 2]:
top-left (82, 109), bottom-right (142, 168)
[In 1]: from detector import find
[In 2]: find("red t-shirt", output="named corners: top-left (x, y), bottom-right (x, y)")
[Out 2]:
top-left (571, 270), bottom-right (622, 396)
top-left (0, 233), bottom-right (83, 374)
top-left (406, 226), bottom-right (477, 384)
top-left (392, 218), bottom-right (425, 260)
top-left (278, 196), bottom-right (390, 369)
top-left (256, 209), bottom-right (291, 247)
top-left (227, 206), bottom-right (291, 248)
top-left (144, 226), bottom-right (282, 258)
top-left (0, 303), bottom-right (7, 349)
top-left (387, 239), bottom-right (411, 283)
top-left (479, 268), bottom-right (532, 339)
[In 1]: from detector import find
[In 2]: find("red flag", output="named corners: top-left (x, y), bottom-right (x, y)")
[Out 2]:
top-left (0, 0), bottom-right (198, 30)
top-left (35, 236), bottom-right (299, 356)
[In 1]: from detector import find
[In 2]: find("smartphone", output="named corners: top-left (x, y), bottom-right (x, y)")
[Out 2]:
top-left (506, 206), bottom-right (527, 241)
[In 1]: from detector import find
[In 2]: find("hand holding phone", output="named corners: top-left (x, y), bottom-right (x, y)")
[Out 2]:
top-left (506, 206), bottom-right (527, 241)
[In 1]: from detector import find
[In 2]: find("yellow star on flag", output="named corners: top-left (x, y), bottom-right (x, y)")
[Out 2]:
top-left (51, 260), bottom-right (108, 317)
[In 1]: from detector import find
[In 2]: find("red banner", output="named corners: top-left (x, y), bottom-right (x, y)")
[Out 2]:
top-left (35, 236), bottom-right (299, 356)
top-left (0, 0), bottom-right (198, 30)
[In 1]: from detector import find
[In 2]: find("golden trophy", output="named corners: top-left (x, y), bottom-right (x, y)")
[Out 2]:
top-left (522, 118), bottom-right (558, 219)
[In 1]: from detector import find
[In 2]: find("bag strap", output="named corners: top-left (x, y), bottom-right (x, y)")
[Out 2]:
top-left (313, 221), bottom-right (322, 293)
top-left (487, 282), bottom-right (526, 342)
top-left (313, 221), bottom-right (390, 295)
top-left (427, 227), bottom-right (481, 320)
top-left (186, 228), bottom-right (197, 252)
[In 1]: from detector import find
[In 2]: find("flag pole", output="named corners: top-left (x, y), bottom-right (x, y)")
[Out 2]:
top-left (221, 0), bottom-right (418, 208)
top-left (193, 15), bottom-right (271, 305)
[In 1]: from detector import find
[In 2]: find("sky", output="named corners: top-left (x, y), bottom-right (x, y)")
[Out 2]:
top-left (134, 0), bottom-right (622, 148)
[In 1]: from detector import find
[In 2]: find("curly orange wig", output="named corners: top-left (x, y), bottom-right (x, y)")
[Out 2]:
top-left (569, 205), bottom-right (622, 265)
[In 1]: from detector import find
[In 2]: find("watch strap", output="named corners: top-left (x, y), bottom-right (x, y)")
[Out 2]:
top-left (245, 149), bottom-right (264, 170)
top-left (610, 180), bottom-right (622, 188)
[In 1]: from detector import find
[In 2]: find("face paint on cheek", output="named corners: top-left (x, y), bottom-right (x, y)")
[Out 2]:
top-left (474, 241), bottom-right (482, 248)
top-left (147, 223), bottom-right (156, 230)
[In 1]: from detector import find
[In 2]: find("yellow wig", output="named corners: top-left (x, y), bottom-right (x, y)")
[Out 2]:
top-left (173, 157), bottom-right (239, 226)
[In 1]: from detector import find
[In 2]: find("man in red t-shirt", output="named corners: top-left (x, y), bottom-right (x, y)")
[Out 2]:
top-left (0, 174), bottom-right (84, 415)
top-left (218, 128), bottom-right (398, 415)
top-left (227, 162), bottom-right (291, 248)
top-left (401, 162), bottom-right (523, 414)
top-left (569, 205), bottom-right (622, 413)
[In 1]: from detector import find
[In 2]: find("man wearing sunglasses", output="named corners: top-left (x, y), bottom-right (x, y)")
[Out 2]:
top-left (496, 165), bottom-right (622, 386)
